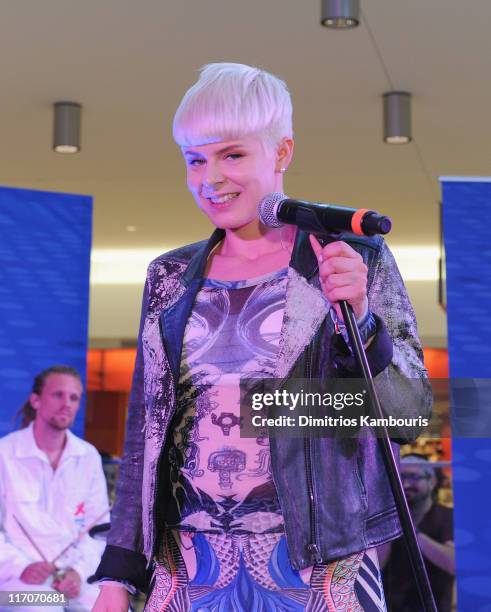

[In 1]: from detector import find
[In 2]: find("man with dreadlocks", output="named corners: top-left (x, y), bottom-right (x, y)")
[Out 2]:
top-left (0, 365), bottom-right (109, 611)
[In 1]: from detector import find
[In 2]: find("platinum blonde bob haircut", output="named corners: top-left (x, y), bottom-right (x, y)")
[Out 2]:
top-left (173, 62), bottom-right (293, 149)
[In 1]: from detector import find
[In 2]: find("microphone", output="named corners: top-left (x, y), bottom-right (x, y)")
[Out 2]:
top-left (259, 192), bottom-right (392, 237)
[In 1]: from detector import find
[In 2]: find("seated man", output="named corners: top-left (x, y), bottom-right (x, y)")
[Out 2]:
top-left (0, 365), bottom-right (109, 611)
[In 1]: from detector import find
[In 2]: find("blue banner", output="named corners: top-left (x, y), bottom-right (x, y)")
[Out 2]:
top-left (0, 186), bottom-right (92, 438)
top-left (441, 177), bottom-right (491, 611)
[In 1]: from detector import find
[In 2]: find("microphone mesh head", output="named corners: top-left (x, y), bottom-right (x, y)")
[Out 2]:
top-left (258, 192), bottom-right (286, 228)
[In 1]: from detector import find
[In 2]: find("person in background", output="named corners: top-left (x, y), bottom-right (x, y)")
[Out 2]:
top-left (0, 365), bottom-right (109, 611)
top-left (380, 454), bottom-right (455, 611)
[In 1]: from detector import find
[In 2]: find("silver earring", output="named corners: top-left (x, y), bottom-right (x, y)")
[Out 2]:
top-left (280, 167), bottom-right (286, 173)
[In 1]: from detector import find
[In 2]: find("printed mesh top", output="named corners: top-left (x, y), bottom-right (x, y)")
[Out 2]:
top-left (150, 268), bottom-right (387, 612)
top-left (165, 268), bottom-right (288, 535)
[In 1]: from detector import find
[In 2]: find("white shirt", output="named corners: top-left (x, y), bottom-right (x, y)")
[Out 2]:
top-left (0, 423), bottom-right (109, 583)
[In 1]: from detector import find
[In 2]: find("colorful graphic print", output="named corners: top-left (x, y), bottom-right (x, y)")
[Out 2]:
top-left (154, 270), bottom-right (386, 610)
top-left (145, 529), bottom-right (386, 611)
top-left (165, 271), bottom-right (287, 530)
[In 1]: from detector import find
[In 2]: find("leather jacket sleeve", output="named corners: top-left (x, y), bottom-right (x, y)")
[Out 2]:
top-left (91, 268), bottom-right (152, 591)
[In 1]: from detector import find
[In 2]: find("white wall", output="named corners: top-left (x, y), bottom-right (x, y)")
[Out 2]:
top-left (88, 279), bottom-right (447, 348)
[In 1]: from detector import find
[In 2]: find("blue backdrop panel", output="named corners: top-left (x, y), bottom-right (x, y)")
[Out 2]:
top-left (0, 186), bottom-right (92, 438)
top-left (441, 177), bottom-right (491, 611)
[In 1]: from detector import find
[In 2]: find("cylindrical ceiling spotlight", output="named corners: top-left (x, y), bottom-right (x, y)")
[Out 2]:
top-left (321, 0), bottom-right (360, 28)
top-left (383, 92), bottom-right (412, 144)
top-left (53, 102), bottom-right (81, 153)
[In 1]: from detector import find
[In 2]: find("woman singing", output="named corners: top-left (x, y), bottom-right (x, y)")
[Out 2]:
top-left (93, 62), bottom-right (431, 611)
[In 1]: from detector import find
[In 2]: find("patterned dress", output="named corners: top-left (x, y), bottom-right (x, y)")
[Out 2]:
top-left (145, 269), bottom-right (386, 611)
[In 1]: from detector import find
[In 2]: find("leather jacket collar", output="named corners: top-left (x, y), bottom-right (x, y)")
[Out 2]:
top-left (180, 227), bottom-right (319, 288)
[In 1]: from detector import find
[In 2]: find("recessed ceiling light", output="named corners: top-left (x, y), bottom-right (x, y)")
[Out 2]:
top-left (383, 92), bottom-right (412, 144)
top-left (53, 102), bottom-right (81, 154)
top-left (321, 0), bottom-right (360, 29)
top-left (54, 144), bottom-right (79, 154)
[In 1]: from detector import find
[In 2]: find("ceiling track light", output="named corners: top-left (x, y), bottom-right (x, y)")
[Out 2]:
top-left (53, 102), bottom-right (82, 153)
top-left (321, 0), bottom-right (360, 29)
top-left (383, 92), bottom-right (412, 144)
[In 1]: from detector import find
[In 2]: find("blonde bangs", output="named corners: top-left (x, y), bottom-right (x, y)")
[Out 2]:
top-left (173, 63), bottom-right (292, 148)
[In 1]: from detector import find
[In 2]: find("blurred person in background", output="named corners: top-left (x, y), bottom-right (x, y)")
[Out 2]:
top-left (0, 365), bottom-right (109, 611)
top-left (380, 454), bottom-right (455, 611)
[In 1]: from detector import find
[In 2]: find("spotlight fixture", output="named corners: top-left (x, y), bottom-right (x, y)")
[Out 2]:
top-left (321, 0), bottom-right (360, 28)
top-left (53, 102), bottom-right (81, 153)
top-left (383, 92), bottom-right (412, 144)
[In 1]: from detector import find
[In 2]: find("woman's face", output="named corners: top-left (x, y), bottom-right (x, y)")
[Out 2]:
top-left (182, 134), bottom-right (289, 231)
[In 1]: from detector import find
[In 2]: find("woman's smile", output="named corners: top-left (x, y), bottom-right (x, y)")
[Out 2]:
top-left (207, 192), bottom-right (241, 206)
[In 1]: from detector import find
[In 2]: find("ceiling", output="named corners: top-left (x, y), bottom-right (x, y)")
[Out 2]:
top-left (1, 0), bottom-right (489, 343)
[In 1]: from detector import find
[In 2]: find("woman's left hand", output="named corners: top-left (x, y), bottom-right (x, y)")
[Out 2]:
top-left (309, 234), bottom-right (368, 322)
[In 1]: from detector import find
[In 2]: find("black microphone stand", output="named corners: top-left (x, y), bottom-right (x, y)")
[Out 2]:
top-left (339, 300), bottom-right (437, 612)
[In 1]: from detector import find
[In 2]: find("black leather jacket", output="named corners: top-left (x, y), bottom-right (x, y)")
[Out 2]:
top-left (94, 229), bottom-right (432, 589)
